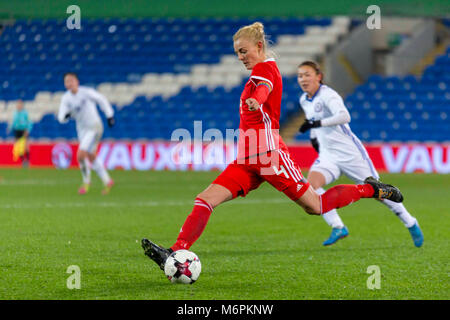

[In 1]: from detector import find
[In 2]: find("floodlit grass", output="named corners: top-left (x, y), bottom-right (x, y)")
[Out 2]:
top-left (0, 169), bottom-right (447, 299)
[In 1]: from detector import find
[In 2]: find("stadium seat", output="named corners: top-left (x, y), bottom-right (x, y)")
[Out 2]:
top-left (4, 17), bottom-right (448, 142)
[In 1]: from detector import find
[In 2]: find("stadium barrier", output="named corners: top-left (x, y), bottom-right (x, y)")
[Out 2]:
top-left (0, 142), bottom-right (448, 173)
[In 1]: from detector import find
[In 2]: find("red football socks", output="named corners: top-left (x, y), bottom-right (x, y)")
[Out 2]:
top-left (169, 185), bottom-right (374, 250)
top-left (320, 184), bottom-right (374, 214)
top-left (170, 198), bottom-right (213, 251)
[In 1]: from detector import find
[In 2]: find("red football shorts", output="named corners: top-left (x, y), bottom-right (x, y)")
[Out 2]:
top-left (213, 149), bottom-right (310, 201)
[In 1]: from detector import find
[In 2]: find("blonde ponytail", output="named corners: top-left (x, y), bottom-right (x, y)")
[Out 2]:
top-left (233, 22), bottom-right (269, 55)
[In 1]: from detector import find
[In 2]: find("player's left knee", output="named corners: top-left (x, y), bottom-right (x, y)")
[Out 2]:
top-left (77, 150), bottom-right (88, 161)
top-left (304, 207), bottom-right (321, 215)
top-left (88, 153), bottom-right (96, 162)
top-left (295, 199), bottom-right (321, 215)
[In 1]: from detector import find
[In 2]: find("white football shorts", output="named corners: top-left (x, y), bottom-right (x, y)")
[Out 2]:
top-left (309, 153), bottom-right (379, 185)
top-left (78, 128), bottom-right (103, 154)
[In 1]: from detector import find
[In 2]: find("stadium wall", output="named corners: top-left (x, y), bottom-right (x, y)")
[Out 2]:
top-left (1, 142), bottom-right (449, 174)
top-left (386, 19), bottom-right (436, 75)
top-left (1, 0), bottom-right (449, 19)
top-left (324, 23), bottom-right (372, 96)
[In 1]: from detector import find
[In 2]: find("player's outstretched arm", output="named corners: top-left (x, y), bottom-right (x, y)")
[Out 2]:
top-left (299, 119), bottom-right (321, 133)
top-left (298, 99), bottom-right (350, 133)
top-left (320, 93), bottom-right (351, 127)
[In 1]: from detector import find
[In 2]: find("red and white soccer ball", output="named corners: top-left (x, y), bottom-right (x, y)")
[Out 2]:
top-left (164, 250), bottom-right (202, 284)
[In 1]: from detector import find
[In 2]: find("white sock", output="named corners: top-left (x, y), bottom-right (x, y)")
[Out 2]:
top-left (380, 199), bottom-right (417, 228)
top-left (317, 187), bottom-right (345, 229)
top-left (92, 158), bottom-right (111, 185)
top-left (79, 158), bottom-right (91, 184)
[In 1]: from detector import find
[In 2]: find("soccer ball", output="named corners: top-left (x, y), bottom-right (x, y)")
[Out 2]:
top-left (164, 250), bottom-right (201, 284)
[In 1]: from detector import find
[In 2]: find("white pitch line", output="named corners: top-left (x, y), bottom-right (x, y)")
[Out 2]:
top-left (0, 180), bottom-right (74, 186)
top-left (0, 198), bottom-right (292, 209)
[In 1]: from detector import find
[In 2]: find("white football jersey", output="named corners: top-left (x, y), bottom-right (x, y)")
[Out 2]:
top-left (58, 86), bottom-right (114, 134)
top-left (300, 85), bottom-right (368, 162)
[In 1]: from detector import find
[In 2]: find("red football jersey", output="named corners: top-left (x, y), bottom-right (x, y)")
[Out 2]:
top-left (237, 58), bottom-right (288, 159)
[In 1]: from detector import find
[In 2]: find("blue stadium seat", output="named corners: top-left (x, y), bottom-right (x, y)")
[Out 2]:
top-left (1, 18), bottom-right (447, 142)
top-left (293, 46), bottom-right (450, 142)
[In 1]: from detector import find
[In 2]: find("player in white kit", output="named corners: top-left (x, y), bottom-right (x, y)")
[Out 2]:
top-left (58, 72), bottom-right (115, 195)
top-left (296, 61), bottom-right (423, 247)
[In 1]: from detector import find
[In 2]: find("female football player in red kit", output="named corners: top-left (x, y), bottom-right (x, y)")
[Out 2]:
top-left (142, 22), bottom-right (404, 270)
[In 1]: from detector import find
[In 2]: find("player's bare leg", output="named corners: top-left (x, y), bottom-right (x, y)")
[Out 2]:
top-left (295, 186), bottom-right (322, 214)
top-left (196, 183), bottom-right (233, 208)
top-left (77, 149), bottom-right (91, 194)
top-left (142, 184), bottom-right (233, 269)
top-left (308, 171), bottom-right (348, 246)
top-left (87, 152), bottom-right (114, 194)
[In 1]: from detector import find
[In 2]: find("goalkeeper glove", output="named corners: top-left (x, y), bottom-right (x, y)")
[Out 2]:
top-left (299, 119), bottom-right (321, 133)
top-left (107, 117), bottom-right (115, 127)
top-left (310, 137), bottom-right (320, 153)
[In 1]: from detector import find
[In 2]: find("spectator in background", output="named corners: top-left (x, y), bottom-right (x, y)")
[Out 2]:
top-left (9, 100), bottom-right (32, 167)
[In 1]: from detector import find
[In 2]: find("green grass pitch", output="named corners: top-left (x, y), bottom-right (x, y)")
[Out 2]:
top-left (0, 168), bottom-right (448, 300)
